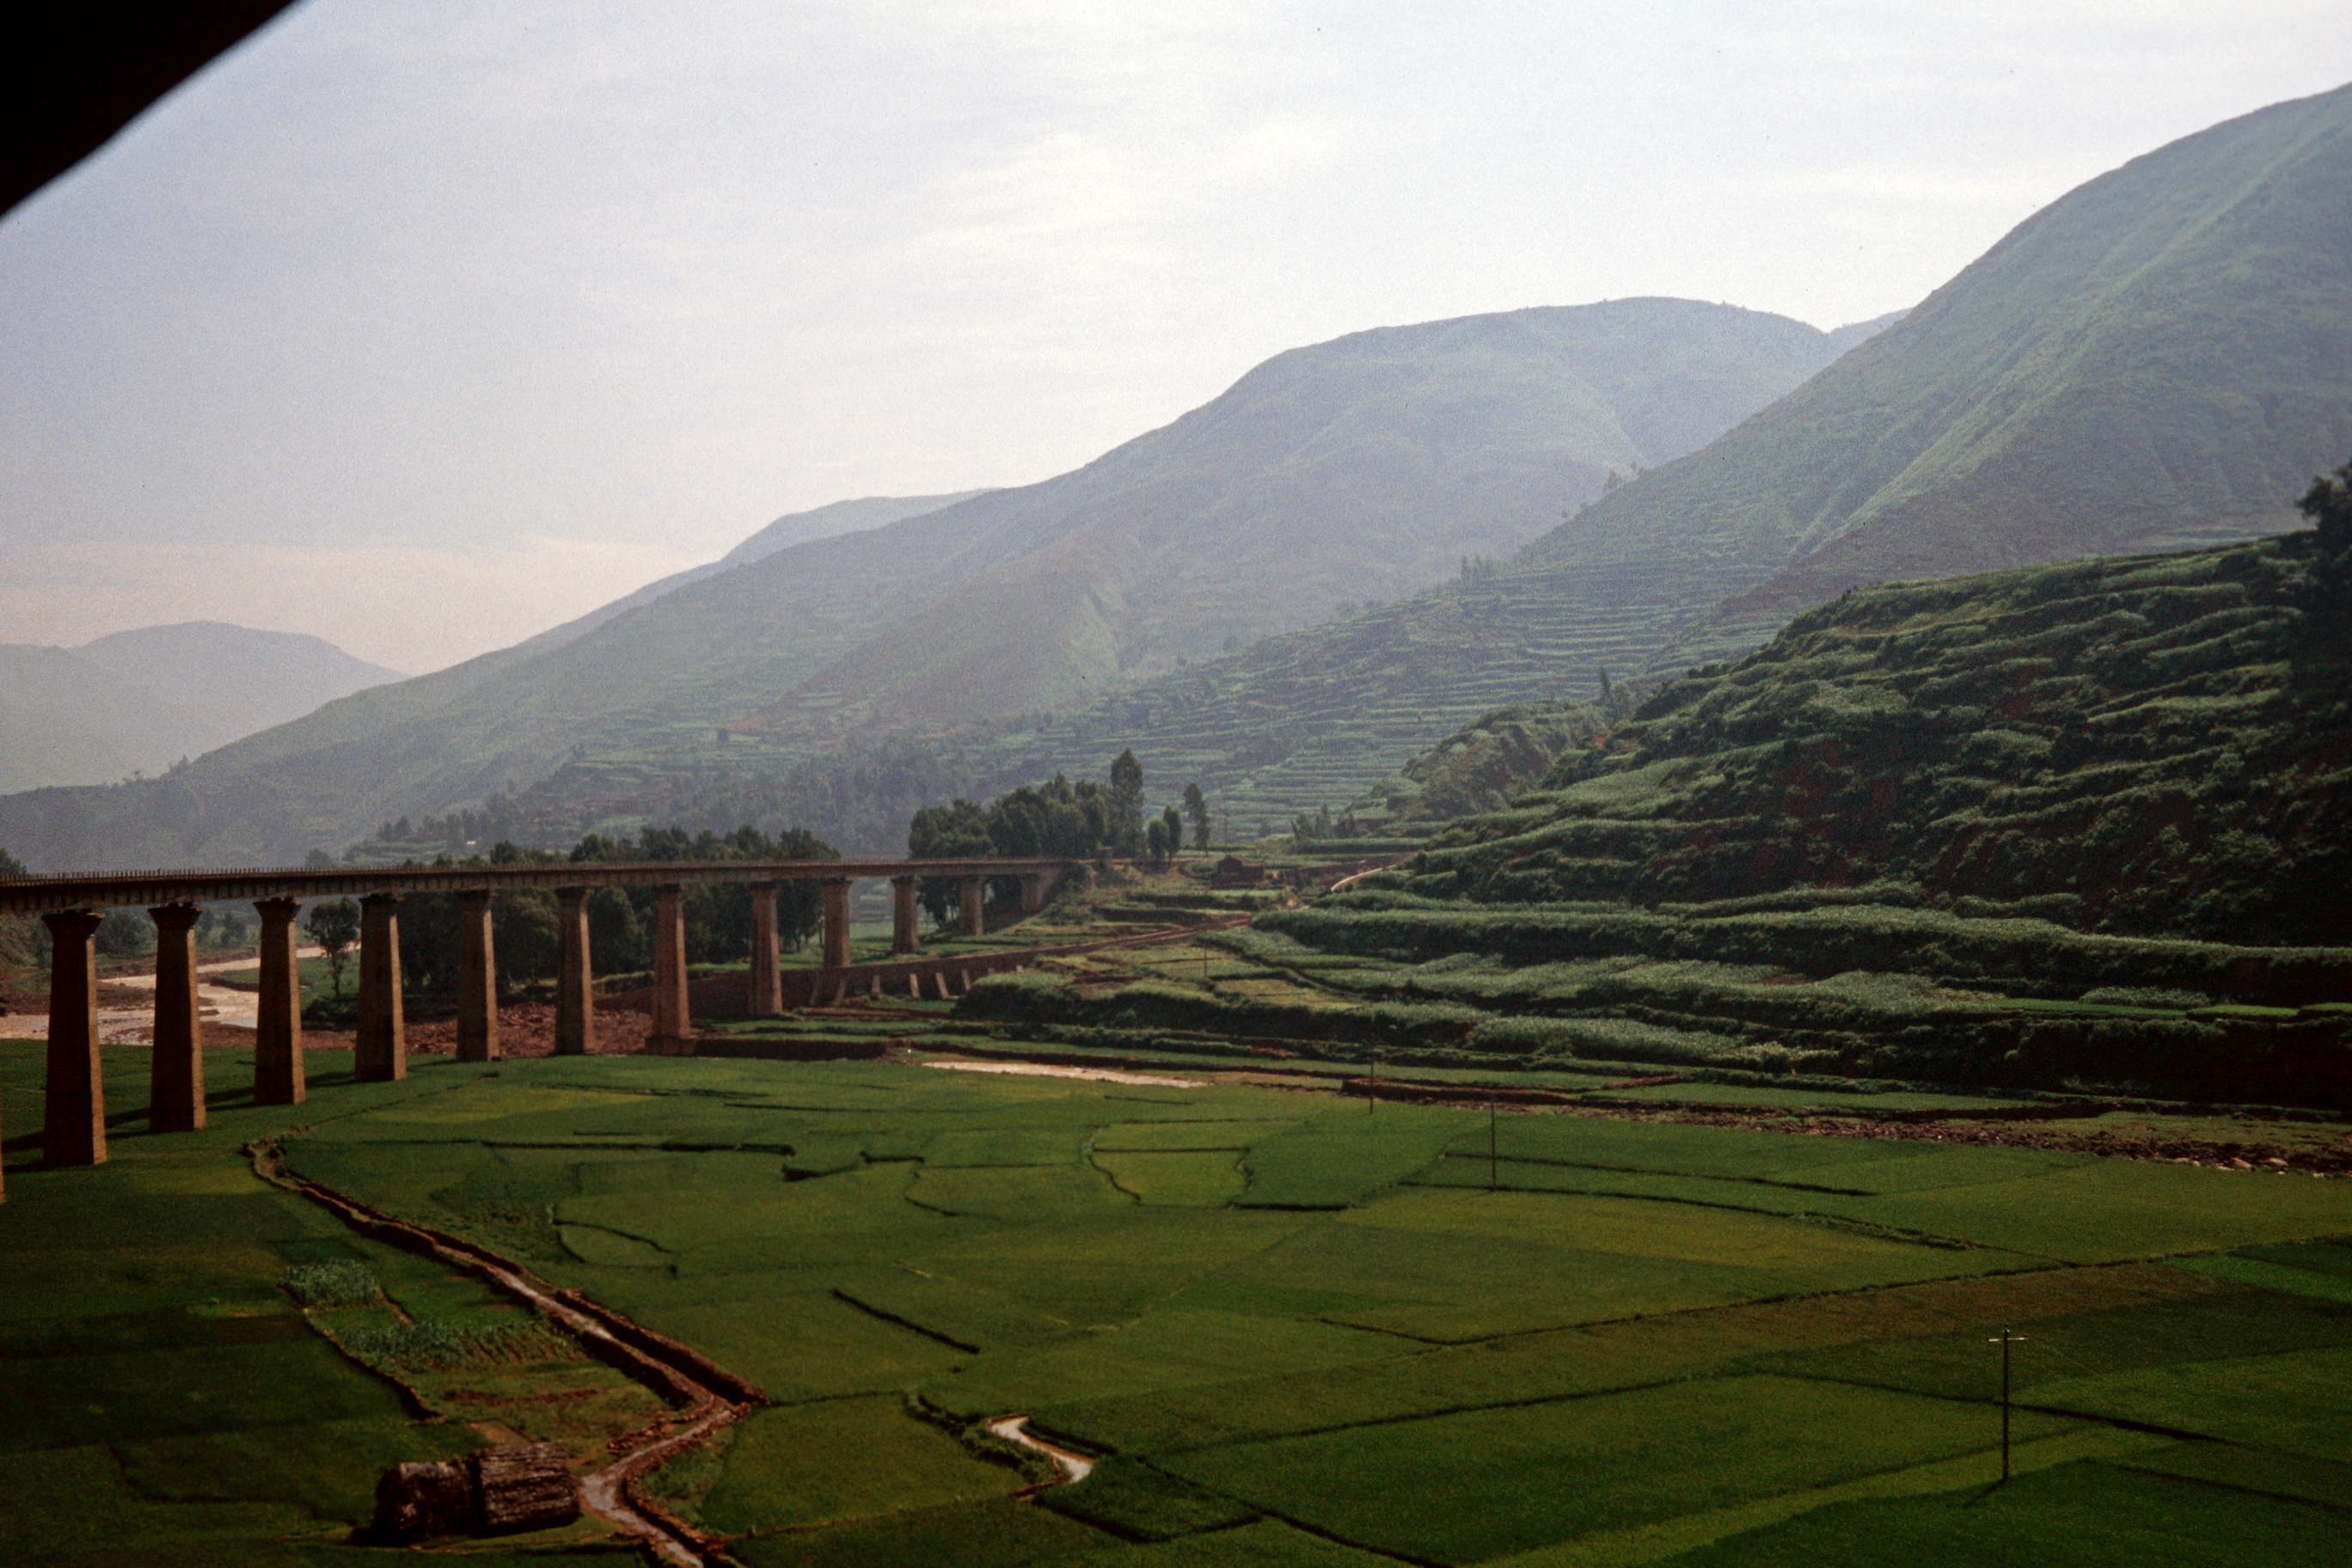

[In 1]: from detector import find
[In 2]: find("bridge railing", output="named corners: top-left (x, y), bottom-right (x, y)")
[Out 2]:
top-left (0, 858), bottom-right (1078, 914)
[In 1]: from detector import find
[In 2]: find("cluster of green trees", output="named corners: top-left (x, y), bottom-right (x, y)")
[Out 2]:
top-left (1292, 805), bottom-right (1342, 844)
top-left (365, 824), bottom-right (836, 1012)
top-left (1142, 803), bottom-right (1186, 863)
top-left (365, 799), bottom-right (524, 853)
top-left (906, 753), bottom-right (1208, 924)
top-left (0, 845), bottom-right (38, 973)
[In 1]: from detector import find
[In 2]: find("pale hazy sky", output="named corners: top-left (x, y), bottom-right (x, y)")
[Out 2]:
top-left (4, 1), bottom-right (2349, 673)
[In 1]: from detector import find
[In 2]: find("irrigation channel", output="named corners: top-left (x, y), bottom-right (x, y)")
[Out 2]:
top-left (247, 1060), bottom-right (1190, 1558)
top-left (250, 1140), bottom-right (922, 1565)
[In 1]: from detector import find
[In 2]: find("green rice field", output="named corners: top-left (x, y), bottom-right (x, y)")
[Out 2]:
top-left (2, 1042), bottom-right (2346, 1564)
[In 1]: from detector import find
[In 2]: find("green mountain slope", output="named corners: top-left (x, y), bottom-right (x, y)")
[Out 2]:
top-left (1344, 699), bottom-right (1606, 833)
top-left (1222, 529), bottom-right (2352, 1103)
top-left (925, 83), bottom-right (2352, 835)
top-left (1392, 530), bottom-right (2351, 944)
top-left (0, 299), bottom-right (1847, 868)
top-left (735, 297), bottom-right (1853, 736)
top-left (924, 562), bottom-right (1697, 839)
top-left (1585, 81), bottom-right (2352, 668)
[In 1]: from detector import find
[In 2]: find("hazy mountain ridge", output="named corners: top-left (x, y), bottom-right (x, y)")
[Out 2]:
top-left (79, 622), bottom-right (402, 745)
top-left (1550, 82), bottom-right (2352, 670)
top-left (735, 297), bottom-right (1856, 738)
top-left (511, 491), bottom-right (989, 658)
top-left (0, 645), bottom-right (216, 794)
top-left (0, 623), bottom-right (398, 795)
top-left (0, 297), bottom-right (1850, 867)
top-left (976, 83), bottom-right (2352, 835)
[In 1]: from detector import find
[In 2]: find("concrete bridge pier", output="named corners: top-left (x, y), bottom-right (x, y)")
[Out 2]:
top-left (748, 883), bottom-right (781, 1015)
top-left (40, 909), bottom-right (106, 1167)
top-left (147, 903), bottom-right (205, 1132)
top-left (1018, 872), bottom-right (1052, 914)
top-left (456, 890), bottom-right (499, 1063)
top-left (652, 885), bottom-right (689, 1040)
top-left (820, 879), bottom-right (852, 970)
top-left (554, 888), bottom-right (593, 1056)
top-left (253, 897), bottom-right (305, 1104)
top-left (959, 876), bottom-right (985, 938)
top-left (891, 876), bottom-right (922, 955)
top-left (356, 894), bottom-right (407, 1082)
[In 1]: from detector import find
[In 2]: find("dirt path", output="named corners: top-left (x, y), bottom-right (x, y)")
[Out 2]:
top-left (986, 1416), bottom-right (1093, 1485)
top-left (924, 1059), bottom-right (1206, 1088)
top-left (0, 946), bottom-right (326, 1041)
top-left (914, 1044), bottom-right (2349, 1174)
top-left (251, 1142), bottom-right (757, 1565)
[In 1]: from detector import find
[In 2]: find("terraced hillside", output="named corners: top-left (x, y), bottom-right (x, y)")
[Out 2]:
top-left (933, 558), bottom-right (1706, 836)
top-left (1387, 531), bottom-right (2350, 943)
top-left (914, 81), bottom-right (2352, 832)
top-left (1136, 528), bottom-right (2352, 1102)
top-left (1345, 698), bottom-right (1606, 834)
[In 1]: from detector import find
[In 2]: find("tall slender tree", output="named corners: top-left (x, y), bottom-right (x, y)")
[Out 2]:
top-left (304, 898), bottom-right (360, 999)
top-left (1107, 749), bottom-right (1145, 854)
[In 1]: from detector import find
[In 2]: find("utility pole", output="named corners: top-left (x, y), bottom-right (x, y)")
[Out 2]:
top-left (1987, 1328), bottom-right (2027, 1480)
top-left (1489, 1102), bottom-right (1498, 1191)
top-left (1368, 1051), bottom-right (1378, 1115)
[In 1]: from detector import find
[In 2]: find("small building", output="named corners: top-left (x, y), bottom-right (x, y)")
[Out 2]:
top-left (1211, 855), bottom-right (1268, 888)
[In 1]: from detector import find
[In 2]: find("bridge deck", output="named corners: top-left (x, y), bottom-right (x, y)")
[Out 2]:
top-left (0, 858), bottom-right (1072, 914)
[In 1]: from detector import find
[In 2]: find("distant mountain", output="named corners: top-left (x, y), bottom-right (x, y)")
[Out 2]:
top-left (0, 623), bottom-right (397, 795)
top-left (77, 622), bottom-right (401, 750)
top-left (511, 492), bottom-right (988, 657)
top-left (1581, 83), bottom-right (2352, 668)
top-left (932, 83), bottom-right (2352, 833)
top-left (0, 297), bottom-right (1853, 867)
top-left (1822, 309), bottom-right (1908, 355)
top-left (0, 645), bottom-right (215, 794)
top-left (734, 297), bottom-right (1861, 735)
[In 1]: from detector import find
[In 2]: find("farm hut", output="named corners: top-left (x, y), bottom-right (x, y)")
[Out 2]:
top-left (1211, 855), bottom-right (1268, 887)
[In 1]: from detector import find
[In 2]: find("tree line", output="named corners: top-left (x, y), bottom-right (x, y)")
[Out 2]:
top-left (904, 752), bottom-right (1210, 925)
top-left (250, 824), bottom-right (841, 1020)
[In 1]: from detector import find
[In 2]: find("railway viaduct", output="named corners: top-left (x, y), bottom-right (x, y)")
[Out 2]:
top-left (0, 858), bottom-right (1070, 1168)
